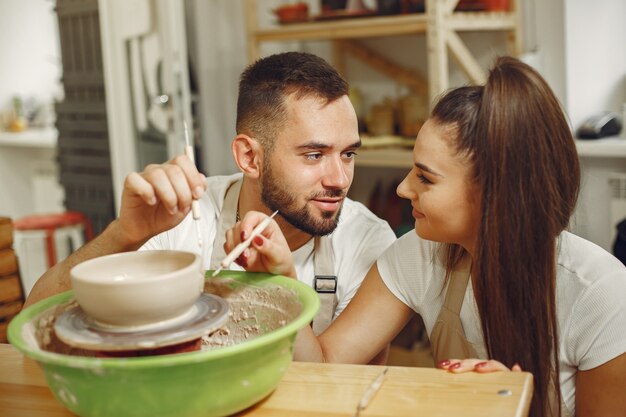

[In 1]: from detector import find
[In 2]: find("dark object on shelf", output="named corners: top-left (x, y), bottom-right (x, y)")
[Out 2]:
top-left (400, 0), bottom-right (425, 13)
top-left (377, 0), bottom-right (401, 15)
top-left (314, 8), bottom-right (376, 20)
top-left (614, 218), bottom-right (626, 266)
top-left (455, 0), bottom-right (487, 11)
top-left (483, 0), bottom-right (509, 11)
top-left (576, 111), bottom-right (622, 139)
top-left (321, 0), bottom-right (348, 12)
top-left (274, 2), bottom-right (309, 24)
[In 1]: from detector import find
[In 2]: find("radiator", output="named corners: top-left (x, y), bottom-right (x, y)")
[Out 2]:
top-left (609, 173), bottom-right (626, 241)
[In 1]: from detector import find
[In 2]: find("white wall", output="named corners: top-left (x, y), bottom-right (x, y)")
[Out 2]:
top-left (522, 0), bottom-right (566, 108)
top-left (564, 0), bottom-right (626, 131)
top-left (562, 0), bottom-right (626, 250)
top-left (0, 0), bottom-right (62, 115)
top-left (0, 0), bottom-right (64, 220)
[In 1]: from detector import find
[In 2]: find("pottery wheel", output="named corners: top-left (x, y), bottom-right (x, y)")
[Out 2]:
top-left (54, 294), bottom-right (229, 351)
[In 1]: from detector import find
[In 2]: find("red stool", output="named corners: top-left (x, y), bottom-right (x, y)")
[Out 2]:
top-left (13, 211), bottom-right (94, 268)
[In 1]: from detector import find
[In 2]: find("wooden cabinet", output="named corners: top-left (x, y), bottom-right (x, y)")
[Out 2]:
top-left (244, 0), bottom-right (523, 168)
top-left (0, 217), bottom-right (24, 343)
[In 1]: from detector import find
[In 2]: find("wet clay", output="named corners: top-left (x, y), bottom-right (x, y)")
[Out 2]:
top-left (28, 279), bottom-right (302, 357)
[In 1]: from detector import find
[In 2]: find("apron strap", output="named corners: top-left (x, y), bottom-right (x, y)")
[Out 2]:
top-left (442, 264), bottom-right (471, 316)
top-left (430, 261), bottom-right (479, 364)
top-left (312, 235), bottom-right (337, 335)
top-left (209, 178), bottom-right (242, 270)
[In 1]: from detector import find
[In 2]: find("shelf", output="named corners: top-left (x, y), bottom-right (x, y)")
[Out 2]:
top-left (354, 136), bottom-right (626, 168)
top-left (246, 0), bottom-right (523, 169)
top-left (0, 128), bottom-right (58, 148)
top-left (356, 147), bottom-right (413, 169)
top-left (575, 136), bottom-right (626, 158)
top-left (253, 12), bottom-right (517, 43)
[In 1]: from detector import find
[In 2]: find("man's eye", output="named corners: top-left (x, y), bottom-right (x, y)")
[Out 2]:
top-left (342, 151), bottom-right (357, 159)
top-left (304, 153), bottom-right (322, 161)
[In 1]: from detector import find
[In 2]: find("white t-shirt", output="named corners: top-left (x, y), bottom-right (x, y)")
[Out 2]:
top-left (377, 230), bottom-right (626, 416)
top-left (141, 173), bottom-right (396, 318)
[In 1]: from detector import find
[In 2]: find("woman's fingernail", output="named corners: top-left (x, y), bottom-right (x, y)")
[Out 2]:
top-left (449, 362), bottom-right (461, 370)
top-left (254, 236), bottom-right (263, 246)
top-left (241, 231), bottom-right (247, 241)
top-left (437, 360), bottom-right (450, 368)
top-left (147, 196), bottom-right (157, 205)
top-left (194, 186), bottom-right (203, 198)
top-left (475, 362), bottom-right (488, 369)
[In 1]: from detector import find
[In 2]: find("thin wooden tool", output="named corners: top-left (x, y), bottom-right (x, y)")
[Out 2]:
top-left (211, 210), bottom-right (279, 277)
top-left (183, 120), bottom-right (203, 248)
top-left (353, 367), bottom-right (388, 417)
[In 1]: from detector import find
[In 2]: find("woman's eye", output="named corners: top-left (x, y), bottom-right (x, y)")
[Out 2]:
top-left (418, 174), bottom-right (432, 185)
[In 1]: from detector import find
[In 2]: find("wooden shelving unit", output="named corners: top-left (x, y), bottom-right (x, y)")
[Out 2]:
top-left (244, 0), bottom-right (523, 168)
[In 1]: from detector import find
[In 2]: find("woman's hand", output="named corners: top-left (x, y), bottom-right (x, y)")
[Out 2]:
top-left (437, 358), bottom-right (523, 373)
top-left (224, 211), bottom-right (297, 278)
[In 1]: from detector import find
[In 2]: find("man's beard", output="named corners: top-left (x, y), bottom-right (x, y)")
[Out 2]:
top-left (260, 161), bottom-right (344, 236)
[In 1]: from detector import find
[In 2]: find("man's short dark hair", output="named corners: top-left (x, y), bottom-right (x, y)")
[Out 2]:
top-left (236, 52), bottom-right (349, 151)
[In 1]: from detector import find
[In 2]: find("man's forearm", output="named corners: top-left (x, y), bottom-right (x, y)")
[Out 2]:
top-left (23, 219), bottom-right (147, 309)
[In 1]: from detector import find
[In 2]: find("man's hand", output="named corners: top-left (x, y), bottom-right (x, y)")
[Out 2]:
top-left (24, 154), bottom-right (206, 308)
top-left (224, 211), bottom-right (296, 278)
top-left (118, 154), bottom-right (206, 245)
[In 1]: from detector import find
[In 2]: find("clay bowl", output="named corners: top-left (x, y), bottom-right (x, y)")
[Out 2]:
top-left (70, 250), bottom-right (204, 328)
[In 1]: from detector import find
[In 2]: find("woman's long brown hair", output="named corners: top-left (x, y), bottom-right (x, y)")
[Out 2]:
top-left (432, 56), bottom-right (580, 417)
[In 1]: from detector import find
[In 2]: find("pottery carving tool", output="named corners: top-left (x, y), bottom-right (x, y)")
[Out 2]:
top-left (211, 210), bottom-right (279, 277)
top-left (183, 120), bottom-right (203, 248)
top-left (353, 367), bottom-right (388, 417)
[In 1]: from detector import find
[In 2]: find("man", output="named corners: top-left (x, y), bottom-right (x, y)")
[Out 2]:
top-left (25, 52), bottom-right (396, 340)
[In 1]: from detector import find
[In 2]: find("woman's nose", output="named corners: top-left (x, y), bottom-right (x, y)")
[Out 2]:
top-left (396, 174), bottom-right (412, 200)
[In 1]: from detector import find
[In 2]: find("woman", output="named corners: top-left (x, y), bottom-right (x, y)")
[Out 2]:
top-left (226, 57), bottom-right (626, 417)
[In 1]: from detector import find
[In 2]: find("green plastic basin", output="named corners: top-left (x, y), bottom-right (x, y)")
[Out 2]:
top-left (8, 271), bottom-right (319, 417)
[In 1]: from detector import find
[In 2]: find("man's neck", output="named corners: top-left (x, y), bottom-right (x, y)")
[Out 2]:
top-left (238, 177), bottom-right (313, 252)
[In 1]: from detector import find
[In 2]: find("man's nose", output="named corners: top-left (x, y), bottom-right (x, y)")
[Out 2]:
top-left (322, 156), bottom-right (351, 189)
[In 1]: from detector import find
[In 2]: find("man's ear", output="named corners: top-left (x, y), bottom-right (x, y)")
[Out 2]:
top-left (232, 134), bottom-right (263, 179)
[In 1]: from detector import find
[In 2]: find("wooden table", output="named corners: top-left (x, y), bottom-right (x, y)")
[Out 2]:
top-left (0, 343), bottom-right (532, 417)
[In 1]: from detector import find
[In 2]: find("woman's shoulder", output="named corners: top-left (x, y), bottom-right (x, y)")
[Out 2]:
top-left (376, 231), bottom-right (442, 313)
top-left (556, 231), bottom-right (626, 371)
top-left (383, 230), bottom-right (438, 259)
top-left (377, 231), bottom-right (442, 284)
top-left (557, 231), bottom-right (626, 284)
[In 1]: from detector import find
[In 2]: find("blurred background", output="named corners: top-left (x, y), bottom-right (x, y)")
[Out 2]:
top-left (0, 0), bottom-right (625, 354)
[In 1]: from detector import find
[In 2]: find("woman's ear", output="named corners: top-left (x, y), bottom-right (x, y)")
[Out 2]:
top-left (232, 134), bottom-right (263, 179)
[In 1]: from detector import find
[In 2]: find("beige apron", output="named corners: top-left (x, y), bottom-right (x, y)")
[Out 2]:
top-left (209, 178), bottom-right (337, 336)
top-left (430, 264), bottom-right (571, 417)
top-left (430, 265), bottom-right (479, 365)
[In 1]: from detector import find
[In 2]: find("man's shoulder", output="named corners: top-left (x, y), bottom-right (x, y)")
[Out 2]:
top-left (203, 173), bottom-right (243, 208)
top-left (337, 198), bottom-right (394, 235)
top-left (205, 172), bottom-right (243, 188)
